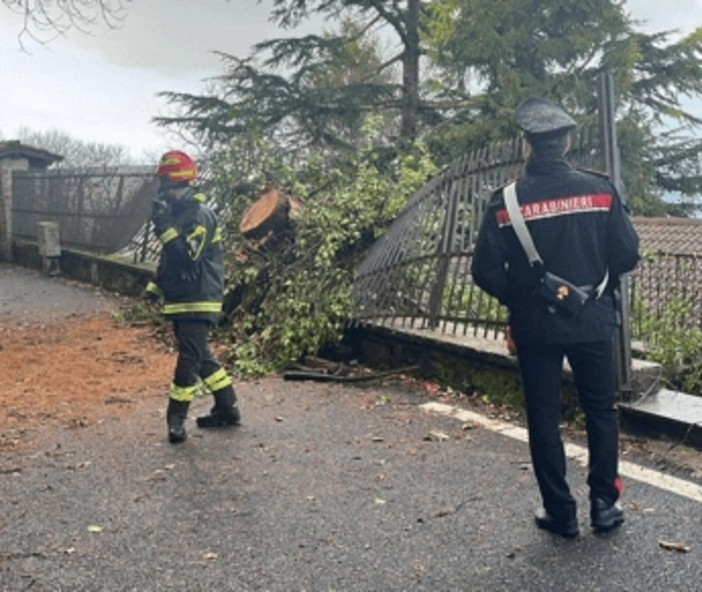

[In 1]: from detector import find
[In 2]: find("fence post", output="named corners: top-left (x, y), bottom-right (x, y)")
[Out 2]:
top-left (428, 178), bottom-right (459, 328)
top-left (0, 158), bottom-right (30, 262)
top-left (140, 223), bottom-right (151, 264)
top-left (37, 221), bottom-right (62, 275)
top-left (597, 70), bottom-right (635, 398)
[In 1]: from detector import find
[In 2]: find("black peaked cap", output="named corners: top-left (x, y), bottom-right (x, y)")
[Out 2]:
top-left (515, 96), bottom-right (576, 136)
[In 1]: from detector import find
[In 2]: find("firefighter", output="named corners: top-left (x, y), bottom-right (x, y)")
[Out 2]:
top-left (471, 97), bottom-right (639, 537)
top-left (142, 150), bottom-right (240, 444)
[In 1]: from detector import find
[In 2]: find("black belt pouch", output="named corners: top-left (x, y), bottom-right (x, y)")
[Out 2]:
top-left (537, 271), bottom-right (590, 316)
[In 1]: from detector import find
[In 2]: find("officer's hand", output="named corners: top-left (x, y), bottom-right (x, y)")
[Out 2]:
top-left (505, 325), bottom-right (517, 356)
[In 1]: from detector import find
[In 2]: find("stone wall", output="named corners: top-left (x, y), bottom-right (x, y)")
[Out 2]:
top-left (12, 241), bottom-right (154, 297)
top-left (0, 158), bottom-right (29, 261)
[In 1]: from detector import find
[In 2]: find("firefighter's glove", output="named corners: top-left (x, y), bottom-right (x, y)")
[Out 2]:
top-left (141, 281), bottom-right (162, 304)
top-left (151, 199), bottom-right (173, 237)
top-left (179, 265), bottom-right (201, 284)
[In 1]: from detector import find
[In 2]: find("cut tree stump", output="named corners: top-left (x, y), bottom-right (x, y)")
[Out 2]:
top-left (239, 187), bottom-right (292, 240)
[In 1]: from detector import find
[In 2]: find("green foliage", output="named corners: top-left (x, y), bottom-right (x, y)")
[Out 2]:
top-left (156, 0), bottom-right (702, 212)
top-left (643, 294), bottom-right (702, 394)
top-left (214, 123), bottom-right (437, 376)
top-left (423, 0), bottom-right (702, 207)
top-left (422, 0), bottom-right (630, 159)
top-left (156, 15), bottom-right (404, 153)
top-left (616, 116), bottom-right (670, 216)
top-left (113, 301), bottom-right (162, 324)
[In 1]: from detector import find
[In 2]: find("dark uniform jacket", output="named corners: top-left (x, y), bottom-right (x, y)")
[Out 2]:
top-left (471, 157), bottom-right (640, 345)
top-left (146, 189), bottom-right (224, 323)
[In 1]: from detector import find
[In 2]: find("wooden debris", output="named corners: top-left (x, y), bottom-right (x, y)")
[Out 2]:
top-left (239, 187), bottom-right (293, 240)
top-left (283, 365), bottom-right (418, 383)
top-left (658, 540), bottom-right (691, 553)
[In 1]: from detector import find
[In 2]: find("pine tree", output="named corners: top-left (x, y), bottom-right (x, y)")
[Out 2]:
top-left (155, 0), bottom-right (702, 214)
top-left (424, 0), bottom-right (702, 214)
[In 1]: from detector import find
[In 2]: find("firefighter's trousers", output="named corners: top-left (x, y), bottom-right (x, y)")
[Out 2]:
top-left (169, 318), bottom-right (232, 402)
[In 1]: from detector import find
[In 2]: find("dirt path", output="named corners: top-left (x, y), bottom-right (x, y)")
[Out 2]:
top-left (0, 264), bottom-right (175, 451)
top-left (0, 314), bottom-right (175, 451)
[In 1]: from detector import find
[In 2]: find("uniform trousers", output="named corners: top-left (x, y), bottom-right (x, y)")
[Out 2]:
top-left (172, 319), bottom-right (223, 388)
top-left (516, 339), bottom-right (620, 521)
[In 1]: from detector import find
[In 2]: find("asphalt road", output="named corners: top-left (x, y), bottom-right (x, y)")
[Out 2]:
top-left (1, 264), bottom-right (701, 591)
top-left (0, 263), bottom-right (121, 323)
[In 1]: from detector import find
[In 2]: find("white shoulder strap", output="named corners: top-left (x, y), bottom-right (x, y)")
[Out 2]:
top-left (503, 182), bottom-right (542, 266)
top-left (503, 182), bottom-right (610, 298)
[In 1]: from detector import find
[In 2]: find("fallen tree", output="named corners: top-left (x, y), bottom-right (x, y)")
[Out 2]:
top-left (210, 140), bottom-right (437, 376)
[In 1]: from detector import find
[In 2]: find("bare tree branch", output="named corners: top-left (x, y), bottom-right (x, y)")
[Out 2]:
top-left (3, 0), bottom-right (130, 49)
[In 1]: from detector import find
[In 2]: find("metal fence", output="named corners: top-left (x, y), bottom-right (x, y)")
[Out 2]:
top-left (350, 129), bottom-right (605, 338)
top-left (629, 252), bottom-right (702, 337)
top-left (11, 144), bottom-right (702, 347)
top-left (11, 166), bottom-right (157, 254)
top-left (349, 134), bottom-right (702, 349)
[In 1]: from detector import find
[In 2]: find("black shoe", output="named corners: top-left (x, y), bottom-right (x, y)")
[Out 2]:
top-left (166, 399), bottom-right (189, 444)
top-left (168, 422), bottom-right (187, 444)
top-left (535, 508), bottom-right (579, 539)
top-left (590, 498), bottom-right (624, 533)
top-left (196, 406), bottom-right (241, 428)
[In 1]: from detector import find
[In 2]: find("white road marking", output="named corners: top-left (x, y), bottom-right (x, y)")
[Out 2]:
top-left (420, 401), bottom-right (702, 504)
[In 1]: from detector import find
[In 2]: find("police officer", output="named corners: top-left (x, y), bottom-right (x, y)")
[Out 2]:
top-left (471, 97), bottom-right (639, 538)
top-left (143, 150), bottom-right (240, 444)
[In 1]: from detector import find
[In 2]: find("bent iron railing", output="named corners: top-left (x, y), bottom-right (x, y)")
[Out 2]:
top-left (348, 133), bottom-right (701, 353)
top-left (350, 131), bottom-right (604, 338)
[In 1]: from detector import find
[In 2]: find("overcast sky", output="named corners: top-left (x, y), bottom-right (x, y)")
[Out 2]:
top-left (0, 0), bottom-right (700, 162)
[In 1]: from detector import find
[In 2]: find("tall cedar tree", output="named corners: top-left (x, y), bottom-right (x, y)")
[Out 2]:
top-left (425, 0), bottom-right (702, 215)
top-left (155, 0), bottom-right (430, 154)
top-left (155, 0), bottom-right (702, 215)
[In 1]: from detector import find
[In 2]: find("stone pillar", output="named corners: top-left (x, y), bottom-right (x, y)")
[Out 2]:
top-left (0, 157), bottom-right (29, 262)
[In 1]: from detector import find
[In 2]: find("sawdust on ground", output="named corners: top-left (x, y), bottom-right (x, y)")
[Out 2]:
top-left (0, 314), bottom-right (175, 451)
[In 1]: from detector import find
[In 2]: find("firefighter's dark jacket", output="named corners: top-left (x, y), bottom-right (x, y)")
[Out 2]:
top-left (145, 189), bottom-right (223, 323)
top-left (471, 157), bottom-right (640, 345)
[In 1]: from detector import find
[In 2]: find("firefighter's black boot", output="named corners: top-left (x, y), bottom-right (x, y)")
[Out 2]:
top-left (196, 386), bottom-right (240, 428)
top-left (166, 399), bottom-right (190, 444)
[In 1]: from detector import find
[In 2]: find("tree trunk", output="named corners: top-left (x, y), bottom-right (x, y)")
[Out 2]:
top-left (400, 0), bottom-right (421, 140)
top-left (239, 187), bottom-right (291, 240)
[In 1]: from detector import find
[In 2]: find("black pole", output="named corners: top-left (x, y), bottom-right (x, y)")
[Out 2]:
top-left (597, 70), bottom-right (634, 398)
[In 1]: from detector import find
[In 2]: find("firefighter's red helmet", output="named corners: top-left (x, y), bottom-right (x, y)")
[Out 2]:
top-left (157, 150), bottom-right (198, 184)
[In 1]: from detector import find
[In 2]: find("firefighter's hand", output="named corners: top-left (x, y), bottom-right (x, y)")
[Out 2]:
top-left (151, 199), bottom-right (173, 235)
top-left (141, 282), bottom-right (161, 305)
